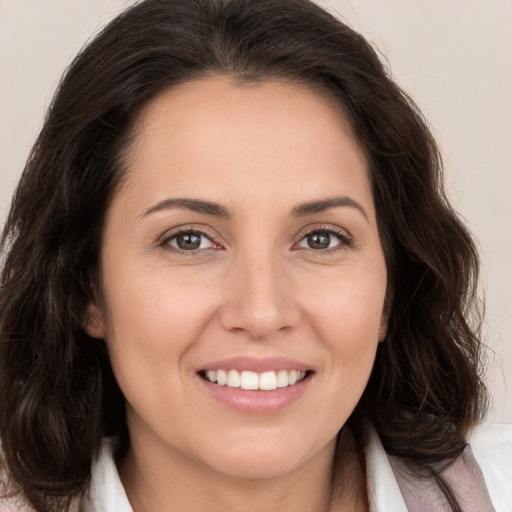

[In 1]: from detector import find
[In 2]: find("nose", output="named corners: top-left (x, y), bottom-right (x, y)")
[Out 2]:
top-left (219, 250), bottom-right (301, 341)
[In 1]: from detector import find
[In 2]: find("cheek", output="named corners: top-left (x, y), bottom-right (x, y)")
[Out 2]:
top-left (99, 269), bottom-right (224, 438)
top-left (299, 266), bottom-right (385, 379)
top-left (302, 266), bottom-right (386, 339)
top-left (104, 262), bottom-right (216, 331)
top-left (100, 267), bottom-right (220, 382)
top-left (290, 272), bottom-right (384, 439)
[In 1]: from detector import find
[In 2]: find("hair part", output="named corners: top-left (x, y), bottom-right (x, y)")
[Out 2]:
top-left (0, 1), bottom-right (487, 510)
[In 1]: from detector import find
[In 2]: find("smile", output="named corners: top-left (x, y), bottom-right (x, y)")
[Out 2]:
top-left (200, 369), bottom-right (309, 390)
top-left (196, 356), bottom-right (314, 413)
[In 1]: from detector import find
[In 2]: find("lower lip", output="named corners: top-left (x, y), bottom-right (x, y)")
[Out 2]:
top-left (197, 374), bottom-right (313, 414)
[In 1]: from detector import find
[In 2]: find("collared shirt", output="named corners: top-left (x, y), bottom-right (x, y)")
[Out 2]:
top-left (82, 424), bottom-right (512, 512)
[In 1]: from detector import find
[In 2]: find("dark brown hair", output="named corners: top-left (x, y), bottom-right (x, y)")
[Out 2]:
top-left (0, 0), bottom-right (487, 510)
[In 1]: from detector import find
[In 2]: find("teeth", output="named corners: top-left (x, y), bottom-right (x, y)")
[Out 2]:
top-left (259, 371), bottom-right (277, 390)
top-left (203, 369), bottom-right (308, 390)
top-left (216, 369), bottom-right (227, 385)
top-left (240, 371), bottom-right (259, 390)
top-left (227, 369), bottom-right (241, 388)
top-left (276, 369), bottom-right (289, 388)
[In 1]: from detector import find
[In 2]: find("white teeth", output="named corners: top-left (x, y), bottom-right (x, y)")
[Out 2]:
top-left (259, 371), bottom-right (277, 390)
top-left (216, 369), bottom-right (227, 385)
top-left (203, 369), bottom-right (308, 390)
top-left (240, 371), bottom-right (259, 390)
top-left (276, 369), bottom-right (289, 388)
top-left (227, 369), bottom-right (241, 388)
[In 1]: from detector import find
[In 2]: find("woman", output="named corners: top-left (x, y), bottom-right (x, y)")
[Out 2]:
top-left (0, 0), bottom-right (509, 510)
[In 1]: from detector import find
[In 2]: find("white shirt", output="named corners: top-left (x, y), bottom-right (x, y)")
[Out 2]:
top-left (83, 424), bottom-right (512, 512)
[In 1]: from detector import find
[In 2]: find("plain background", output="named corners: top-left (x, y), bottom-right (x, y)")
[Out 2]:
top-left (0, 0), bottom-right (510, 423)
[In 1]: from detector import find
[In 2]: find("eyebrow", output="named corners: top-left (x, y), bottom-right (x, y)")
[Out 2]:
top-left (140, 198), bottom-right (232, 219)
top-left (291, 196), bottom-right (369, 221)
top-left (140, 195), bottom-right (369, 222)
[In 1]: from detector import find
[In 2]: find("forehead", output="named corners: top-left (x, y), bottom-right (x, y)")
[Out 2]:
top-left (118, 76), bottom-right (373, 218)
top-left (131, 76), bottom-right (359, 153)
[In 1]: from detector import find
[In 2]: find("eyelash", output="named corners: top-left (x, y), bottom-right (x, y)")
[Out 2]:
top-left (293, 225), bottom-right (353, 253)
top-left (159, 226), bottom-right (220, 254)
top-left (159, 224), bottom-right (353, 255)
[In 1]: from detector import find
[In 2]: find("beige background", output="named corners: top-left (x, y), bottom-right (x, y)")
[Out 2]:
top-left (1, 0), bottom-right (510, 422)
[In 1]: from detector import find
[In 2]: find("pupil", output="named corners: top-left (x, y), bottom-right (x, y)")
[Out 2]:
top-left (177, 233), bottom-right (201, 250)
top-left (308, 232), bottom-right (330, 249)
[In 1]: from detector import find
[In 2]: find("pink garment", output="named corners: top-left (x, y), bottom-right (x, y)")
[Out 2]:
top-left (390, 445), bottom-right (494, 511)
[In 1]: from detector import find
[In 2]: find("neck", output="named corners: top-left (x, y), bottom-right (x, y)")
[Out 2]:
top-left (118, 428), bottom-right (367, 512)
top-left (329, 428), bottom-right (369, 511)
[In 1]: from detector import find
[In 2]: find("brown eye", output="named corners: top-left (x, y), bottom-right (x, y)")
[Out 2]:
top-left (165, 230), bottom-right (216, 251)
top-left (306, 232), bottom-right (331, 250)
top-left (176, 233), bottom-right (202, 250)
top-left (296, 228), bottom-right (351, 251)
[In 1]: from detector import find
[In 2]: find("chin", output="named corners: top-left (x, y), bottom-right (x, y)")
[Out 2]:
top-left (198, 431), bottom-right (335, 481)
top-left (207, 452), bottom-right (307, 480)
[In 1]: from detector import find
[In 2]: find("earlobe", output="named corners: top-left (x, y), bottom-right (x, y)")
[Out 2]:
top-left (378, 317), bottom-right (388, 342)
top-left (379, 289), bottom-right (391, 342)
top-left (84, 302), bottom-right (106, 339)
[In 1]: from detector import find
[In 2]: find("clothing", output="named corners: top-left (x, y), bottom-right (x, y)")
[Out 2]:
top-left (367, 424), bottom-right (511, 511)
top-left (82, 423), bottom-right (512, 512)
top-left (1, 424), bottom-right (509, 511)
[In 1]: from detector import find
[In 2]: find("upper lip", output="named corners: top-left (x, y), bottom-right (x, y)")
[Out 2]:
top-left (199, 356), bottom-right (312, 373)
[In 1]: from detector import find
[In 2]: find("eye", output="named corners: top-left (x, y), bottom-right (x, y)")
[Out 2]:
top-left (163, 229), bottom-right (218, 252)
top-left (296, 228), bottom-right (351, 251)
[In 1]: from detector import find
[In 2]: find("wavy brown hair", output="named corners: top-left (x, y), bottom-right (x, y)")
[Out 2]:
top-left (0, 0), bottom-right (487, 510)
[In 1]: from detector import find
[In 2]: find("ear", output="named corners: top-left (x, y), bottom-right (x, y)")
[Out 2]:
top-left (379, 285), bottom-right (392, 342)
top-left (378, 314), bottom-right (388, 342)
top-left (84, 301), bottom-right (106, 339)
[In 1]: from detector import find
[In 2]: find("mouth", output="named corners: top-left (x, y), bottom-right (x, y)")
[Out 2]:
top-left (196, 356), bottom-right (315, 413)
top-left (197, 369), bottom-right (313, 391)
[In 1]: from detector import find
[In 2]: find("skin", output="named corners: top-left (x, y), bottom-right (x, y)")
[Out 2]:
top-left (86, 76), bottom-right (388, 512)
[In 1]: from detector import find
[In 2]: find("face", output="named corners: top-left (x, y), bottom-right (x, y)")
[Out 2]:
top-left (87, 77), bottom-right (387, 481)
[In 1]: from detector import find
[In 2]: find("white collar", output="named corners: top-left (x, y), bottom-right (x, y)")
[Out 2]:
top-left (364, 424), bottom-right (408, 512)
top-left (84, 426), bottom-right (408, 512)
top-left (85, 439), bottom-right (132, 512)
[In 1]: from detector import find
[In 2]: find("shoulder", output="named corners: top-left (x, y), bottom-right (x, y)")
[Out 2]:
top-left (81, 439), bottom-right (132, 512)
top-left (0, 478), bottom-right (34, 512)
top-left (0, 498), bottom-right (35, 512)
top-left (0, 464), bottom-right (32, 512)
top-left (367, 422), bottom-right (511, 512)
top-left (468, 423), bottom-right (512, 510)
top-left (0, 461), bottom-right (81, 512)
